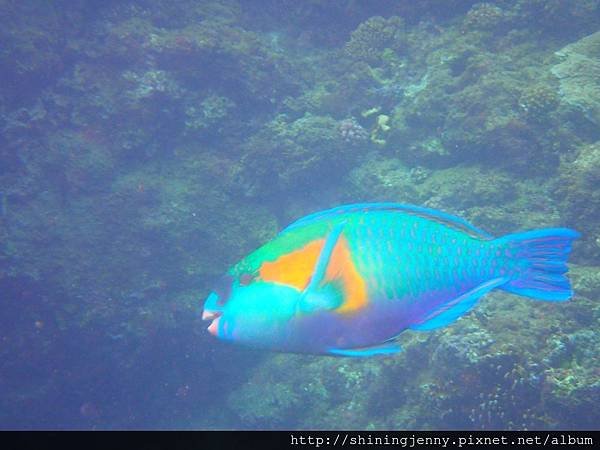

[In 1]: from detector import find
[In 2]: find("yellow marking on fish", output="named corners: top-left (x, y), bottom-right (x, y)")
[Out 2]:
top-left (325, 236), bottom-right (368, 314)
top-left (259, 239), bottom-right (324, 290)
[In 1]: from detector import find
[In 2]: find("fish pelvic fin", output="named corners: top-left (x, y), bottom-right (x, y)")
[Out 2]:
top-left (498, 228), bottom-right (580, 301)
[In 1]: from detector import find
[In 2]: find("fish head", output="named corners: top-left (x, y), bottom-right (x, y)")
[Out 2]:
top-left (202, 272), bottom-right (300, 349)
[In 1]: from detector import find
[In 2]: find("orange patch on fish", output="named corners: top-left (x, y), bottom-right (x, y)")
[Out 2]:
top-left (259, 239), bottom-right (324, 290)
top-left (325, 236), bottom-right (368, 314)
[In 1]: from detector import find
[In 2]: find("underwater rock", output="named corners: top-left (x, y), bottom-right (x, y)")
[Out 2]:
top-left (570, 265), bottom-right (600, 300)
top-left (406, 137), bottom-right (450, 164)
top-left (184, 94), bottom-right (235, 134)
top-left (431, 325), bottom-right (496, 370)
top-left (418, 166), bottom-right (517, 212)
top-left (512, 0), bottom-right (600, 34)
top-left (236, 114), bottom-right (355, 196)
top-left (0, 2), bottom-right (77, 103)
top-left (551, 31), bottom-right (600, 126)
top-left (542, 365), bottom-right (600, 429)
top-left (518, 85), bottom-right (559, 123)
top-left (123, 69), bottom-right (181, 101)
top-left (570, 140), bottom-right (600, 186)
top-left (559, 141), bottom-right (600, 261)
top-left (231, 380), bottom-right (301, 427)
top-left (347, 157), bottom-right (417, 200)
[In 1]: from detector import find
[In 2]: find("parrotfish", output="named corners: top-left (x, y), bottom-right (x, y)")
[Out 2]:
top-left (202, 203), bottom-right (579, 357)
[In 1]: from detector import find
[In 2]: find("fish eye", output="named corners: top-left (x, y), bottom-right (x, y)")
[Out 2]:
top-left (239, 273), bottom-right (255, 286)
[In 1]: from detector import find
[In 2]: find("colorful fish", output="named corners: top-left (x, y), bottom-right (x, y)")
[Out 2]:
top-left (202, 203), bottom-right (579, 357)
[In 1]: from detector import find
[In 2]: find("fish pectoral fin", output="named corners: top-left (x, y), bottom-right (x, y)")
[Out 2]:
top-left (298, 284), bottom-right (343, 313)
top-left (410, 277), bottom-right (507, 331)
top-left (305, 221), bottom-right (345, 292)
top-left (297, 221), bottom-right (346, 314)
top-left (328, 342), bottom-right (402, 357)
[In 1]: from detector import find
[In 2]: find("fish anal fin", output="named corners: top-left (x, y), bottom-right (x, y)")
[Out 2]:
top-left (328, 343), bottom-right (402, 357)
top-left (410, 278), bottom-right (506, 331)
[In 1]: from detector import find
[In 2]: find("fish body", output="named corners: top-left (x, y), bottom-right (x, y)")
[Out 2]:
top-left (202, 203), bottom-right (579, 356)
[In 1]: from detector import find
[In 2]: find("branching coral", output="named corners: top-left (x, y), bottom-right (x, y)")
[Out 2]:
top-left (344, 16), bottom-right (405, 63)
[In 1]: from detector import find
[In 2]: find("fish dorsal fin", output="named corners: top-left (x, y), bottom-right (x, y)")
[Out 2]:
top-left (298, 222), bottom-right (345, 313)
top-left (410, 277), bottom-right (506, 331)
top-left (283, 203), bottom-right (493, 239)
top-left (328, 342), bottom-right (402, 357)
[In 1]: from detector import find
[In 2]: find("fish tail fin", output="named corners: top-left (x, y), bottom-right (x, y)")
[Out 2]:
top-left (497, 228), bottom-right (580, 301)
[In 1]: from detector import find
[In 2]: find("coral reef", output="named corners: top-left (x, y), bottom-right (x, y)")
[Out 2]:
top-left (0, 0), bottom-right (598, 431)
top-left (463, 3), bottom-right (508, 31)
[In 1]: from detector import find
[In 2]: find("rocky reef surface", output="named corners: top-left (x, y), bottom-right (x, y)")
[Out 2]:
top-left (0, 0), bottom-right (598, 429)
top-left (552, 31), bottom-right (600, 127)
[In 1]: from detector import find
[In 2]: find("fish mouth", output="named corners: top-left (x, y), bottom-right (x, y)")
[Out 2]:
top-left (202, 309), bottom-right (222, 321)
top-left (202, 309), bottom-right (222, 336)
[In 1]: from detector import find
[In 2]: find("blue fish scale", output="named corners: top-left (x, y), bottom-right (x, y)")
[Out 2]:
top-left (344, 212), bottom-right (503, 309)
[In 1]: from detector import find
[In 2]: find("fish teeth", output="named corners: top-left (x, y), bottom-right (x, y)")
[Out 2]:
top-left (207, 317), bottom-right (220, 335)
top-left (202, 309), bottom-right (221, 321)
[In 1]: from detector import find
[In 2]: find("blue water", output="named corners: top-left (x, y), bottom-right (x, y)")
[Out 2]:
top-left (1, 0), bottom-right (599, 430)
